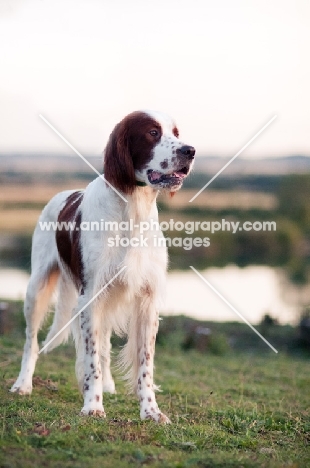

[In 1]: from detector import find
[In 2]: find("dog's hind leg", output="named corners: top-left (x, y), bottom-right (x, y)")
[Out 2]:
top-left (10, 266), bottom-right (59, 395)
top-left (42, 274), bottom-right (77, 353)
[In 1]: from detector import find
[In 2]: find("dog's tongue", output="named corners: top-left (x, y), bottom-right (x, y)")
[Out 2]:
top-left (150, 171), bottom-right (162, 181)
top-left (150, 170), bottom-right (186, 181)
top-left (175, 171), bottom-right (187, 179)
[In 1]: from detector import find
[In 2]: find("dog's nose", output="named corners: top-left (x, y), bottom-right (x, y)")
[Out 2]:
top-left (178, 145), bottom-right (195, 159)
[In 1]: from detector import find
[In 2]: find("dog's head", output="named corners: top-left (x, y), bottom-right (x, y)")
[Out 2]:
top-left (103, 110), bottom-right (195, 194)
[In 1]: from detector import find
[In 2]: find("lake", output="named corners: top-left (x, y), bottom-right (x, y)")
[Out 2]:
top-left (0, 265), bottom-right (308, 325)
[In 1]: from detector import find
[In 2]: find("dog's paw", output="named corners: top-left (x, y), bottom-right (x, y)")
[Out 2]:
top-left (80, 404), bottom-right (106, 417)
top-left (157, 413), bottom-right (171, 424)
top-left (142, 410), bottom-right (171, 424)
top-left (10, 380), bottom-right (32, 395)
top-left (82, 409), bottom-right (106, 417)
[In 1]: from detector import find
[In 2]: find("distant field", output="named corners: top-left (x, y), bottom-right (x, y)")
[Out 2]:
top-left (0, 181), bottom-right (87, 204)
top-left (159, 189), bottom-right (278, 210)
top-left (0, 182), bottom-right (278, 233)
top-left (0, 209), bottom-right (42, 233)
top-left (1, 183), bottom-right (277, 209)
top-left (0, 181), bottom-right (88, 233)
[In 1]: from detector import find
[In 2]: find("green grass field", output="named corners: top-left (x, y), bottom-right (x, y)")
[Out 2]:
top-left (1, 324), bottom-right (309, 468)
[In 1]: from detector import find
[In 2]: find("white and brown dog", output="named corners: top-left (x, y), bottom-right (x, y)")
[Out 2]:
top-left (11, 110), bottom-right (195, 423)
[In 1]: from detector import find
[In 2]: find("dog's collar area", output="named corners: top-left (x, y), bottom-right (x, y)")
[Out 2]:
top-left (136, 180), bottom-right (147, 187)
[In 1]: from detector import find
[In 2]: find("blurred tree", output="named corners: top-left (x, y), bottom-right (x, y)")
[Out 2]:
top-left (278, 174), bottom-right (310, 231)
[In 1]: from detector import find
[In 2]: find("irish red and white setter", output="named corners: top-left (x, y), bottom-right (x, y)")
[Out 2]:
top-left (11, 110), bottom-right (195, 423)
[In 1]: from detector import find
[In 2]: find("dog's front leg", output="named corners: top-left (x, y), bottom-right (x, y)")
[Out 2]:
top-left (135, 298), bottom-right (171, 424)
top-left (78, 301), bottom-right (105, 417)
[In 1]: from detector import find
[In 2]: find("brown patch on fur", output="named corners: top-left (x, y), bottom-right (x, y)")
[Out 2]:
top-left (56, 191), bottom-right (84, 289)
top-left (103, 111), bottom-right (162, 194)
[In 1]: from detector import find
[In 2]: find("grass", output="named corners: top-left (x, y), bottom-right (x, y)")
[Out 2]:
top-left (0, 325), bottom-right (309, 468)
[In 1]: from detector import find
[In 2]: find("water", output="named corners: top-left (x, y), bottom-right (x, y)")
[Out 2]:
top-left (164, 265), bottom-right (308, 325)
top-left (0, 269), bottom-right (30, 300)
top-left (0, 265), bottom-right (308, 325)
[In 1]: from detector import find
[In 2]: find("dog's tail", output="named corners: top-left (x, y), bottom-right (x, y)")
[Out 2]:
top-left (42, 275), bottom-right (77, 353)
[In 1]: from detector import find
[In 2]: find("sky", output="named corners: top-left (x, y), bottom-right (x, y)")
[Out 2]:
top-left (1, 0), bottom-right (310, 158)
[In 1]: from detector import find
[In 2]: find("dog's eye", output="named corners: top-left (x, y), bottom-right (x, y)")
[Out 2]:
top-left (149, 130), bottom-right (159, 137)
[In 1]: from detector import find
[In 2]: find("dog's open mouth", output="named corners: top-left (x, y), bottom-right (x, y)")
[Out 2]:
top-left (147, 167), bottom-right (189, 185)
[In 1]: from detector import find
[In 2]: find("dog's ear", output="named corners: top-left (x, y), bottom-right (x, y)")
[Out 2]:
top-left (103, 119), bottom-right (136, 194)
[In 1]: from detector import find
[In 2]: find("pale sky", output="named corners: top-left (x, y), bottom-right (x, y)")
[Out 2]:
top-left (1, 0), bottom-right (310, 158)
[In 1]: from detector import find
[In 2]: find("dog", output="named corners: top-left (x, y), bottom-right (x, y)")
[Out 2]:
top-left (11, 110), bottom-right (195, 423)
